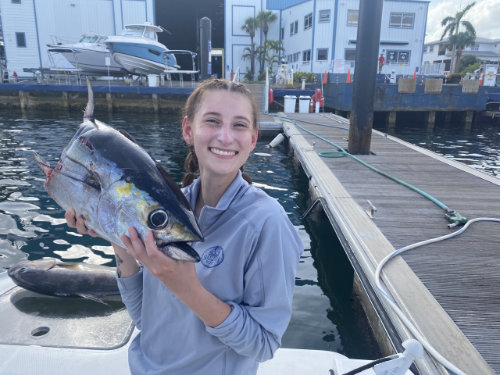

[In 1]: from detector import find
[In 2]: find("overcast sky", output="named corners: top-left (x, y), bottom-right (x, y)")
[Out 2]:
top-left (425, 0), bottom-right (500, 42)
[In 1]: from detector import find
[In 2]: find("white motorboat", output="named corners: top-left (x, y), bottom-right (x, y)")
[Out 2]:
top-left (0, 270), bottom-right (419, 375)
top-left (105, 23), bottom-right (179, 75)
top-left (47, 34), bottom-right (125, 74)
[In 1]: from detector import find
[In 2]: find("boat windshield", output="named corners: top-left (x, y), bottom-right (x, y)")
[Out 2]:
top-left (79, 35), bottom-right (99, 43)
top-left (122, 27), bottom-right (157, 40)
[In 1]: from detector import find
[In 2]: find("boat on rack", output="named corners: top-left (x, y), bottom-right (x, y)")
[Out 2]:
top-left (105, 23), bottom-right (179, 75)
top-left (0, 269), bottom-right (418, 375)
top-left (46, 34), bottom-right (125, 75)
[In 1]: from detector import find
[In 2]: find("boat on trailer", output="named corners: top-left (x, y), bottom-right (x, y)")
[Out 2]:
top-left (0, 271), bottom-right (419, 375)
top-left (105, 23), bottom-right (179, 75)
top-left (47, 34), bottom-right (125, 75)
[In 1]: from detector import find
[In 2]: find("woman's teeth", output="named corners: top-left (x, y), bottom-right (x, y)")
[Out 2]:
top-left (210, 147), bottom-right (236, 156)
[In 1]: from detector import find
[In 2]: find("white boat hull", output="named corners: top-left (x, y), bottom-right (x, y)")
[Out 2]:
top-left (47, 43), bottom-right (125, 74)
top-left (0, 271), bottom-right (415, 375)
top-left (113, 52), bottom-right (168, 75)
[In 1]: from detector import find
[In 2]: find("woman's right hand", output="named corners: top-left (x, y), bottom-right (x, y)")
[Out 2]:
top-left (64, 208), bottom-right (100, 238)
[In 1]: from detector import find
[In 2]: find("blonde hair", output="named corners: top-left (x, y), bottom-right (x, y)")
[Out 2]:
top-left (182, 78), bottom-right (258, 187)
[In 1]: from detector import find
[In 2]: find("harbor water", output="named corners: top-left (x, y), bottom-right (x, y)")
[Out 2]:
top-left (0, 111), bottom-right (379, 360)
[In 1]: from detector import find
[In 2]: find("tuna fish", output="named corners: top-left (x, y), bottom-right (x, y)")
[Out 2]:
top-left (8, 258), bottom-right (119, 302)
top-left (34, 80), bottom-right (203, 262)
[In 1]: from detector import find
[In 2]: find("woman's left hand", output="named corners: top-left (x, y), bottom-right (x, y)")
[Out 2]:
top-left (120, 228), bottom-right (201, 297)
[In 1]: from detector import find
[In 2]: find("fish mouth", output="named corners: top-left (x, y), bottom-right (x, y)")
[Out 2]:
top-left (156, 241), bottom-right (200, 263)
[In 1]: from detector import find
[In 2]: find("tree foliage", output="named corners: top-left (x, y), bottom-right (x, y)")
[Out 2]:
top-left (240, 11), bottom-right (279, 82)
top-left (440, 2), bottom-right (476, 73)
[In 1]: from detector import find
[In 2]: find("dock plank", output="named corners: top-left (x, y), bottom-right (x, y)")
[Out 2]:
top-left (282, 113), bottom-right (499, 375)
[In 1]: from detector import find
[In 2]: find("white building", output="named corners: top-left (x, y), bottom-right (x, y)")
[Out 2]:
top-left (423, 37), bottom-right (500, 75)
top-left (1, 0), bottom-right (428, 80)
top-left (225, 0), bottom-right (429, 79)
top-left (0, 0), bottom-right (155, 78)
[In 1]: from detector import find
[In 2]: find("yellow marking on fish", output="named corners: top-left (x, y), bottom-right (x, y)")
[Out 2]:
top-left (115, 182), bottom-right (147, 198)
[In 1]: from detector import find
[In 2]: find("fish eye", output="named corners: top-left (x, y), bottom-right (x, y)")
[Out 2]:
top-left (18, 267), bottom-right (27, 273)
top-left (148, 209), bottom-right (169, 229)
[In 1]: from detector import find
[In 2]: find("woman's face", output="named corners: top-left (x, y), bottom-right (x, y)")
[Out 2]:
top-left (182, 90), bottom-right (258, 183)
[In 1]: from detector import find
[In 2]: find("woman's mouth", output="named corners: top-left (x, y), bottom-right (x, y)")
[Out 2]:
top-left (209, 147), bottom-right (237, 156)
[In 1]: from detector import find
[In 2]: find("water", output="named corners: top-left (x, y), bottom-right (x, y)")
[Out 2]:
top-left (374, 117), bottom-right (500, 179)
top-left (0, 111), bottom-right (380, 359)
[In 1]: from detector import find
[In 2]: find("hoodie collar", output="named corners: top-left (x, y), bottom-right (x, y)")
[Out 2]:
top-left (186, 170), bottom-right (250, 229)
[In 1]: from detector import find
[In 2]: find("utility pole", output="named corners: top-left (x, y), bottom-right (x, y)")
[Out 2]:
top-left (200, 17), bottom-right (212, 80)
top-left (348, 0), bottom-right (384, 154)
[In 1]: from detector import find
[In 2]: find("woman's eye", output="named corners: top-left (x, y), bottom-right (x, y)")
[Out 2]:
top-left (234, 122), bottom-right (248, 128)
top-left (206, 118), bottom-right (219, 125)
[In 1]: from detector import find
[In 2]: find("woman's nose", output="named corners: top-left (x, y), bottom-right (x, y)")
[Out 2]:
top-left (217, 124), bottom-right (234, 143)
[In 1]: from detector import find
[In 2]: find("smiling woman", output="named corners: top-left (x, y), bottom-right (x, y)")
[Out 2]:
top-left (65, 78), bottom-right (305, 375)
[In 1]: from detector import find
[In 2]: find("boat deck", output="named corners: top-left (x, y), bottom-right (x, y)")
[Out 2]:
top-left (280, 112), bottom-right (500, 375)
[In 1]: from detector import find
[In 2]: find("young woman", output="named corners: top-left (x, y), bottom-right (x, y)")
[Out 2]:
top-left (66, 78), bottom-right (303, 374)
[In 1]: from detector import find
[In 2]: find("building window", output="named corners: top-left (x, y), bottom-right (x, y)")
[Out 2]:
top-left (319, 9), bottom-right (331, 23)
top-left (290, 20), bottom-right (298, 36)
top-left (16, 32), bottom-right (26, 47)
top-left (11, 0), bottom-right (21, 3)
top-left (429, 45), bottom-right (434, 52)
top-left (345, 49), bottom-right (356, 61)
top-left (386, 50), bottom-right (411, 65)
top-left (317, 48), bottom-right (328, 61)
top-left (390, 12), bottom-right (415, 28)
top-left (304, 13), bottom-right (312, 30)
top-left (280, 27), bottom-right (284, 40)
top-left (347, 10), bottom-right (358, 26)
top-left (470, 44), bottom-right (479, 51)
top-left (303, 49), bottom-right (311, 62)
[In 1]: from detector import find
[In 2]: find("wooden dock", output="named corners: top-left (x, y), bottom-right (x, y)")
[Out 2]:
top-left (279, 112), bottom-right (499, 375)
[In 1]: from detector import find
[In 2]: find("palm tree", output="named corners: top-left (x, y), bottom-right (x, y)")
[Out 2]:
top-left (440, 2), bottom-right (476, 73)
top-left (446, 31), bottom-right (476, 71)
top-left (256, 10), bottom-right (277, 76)
top-left (241, 17), bottom-right (258, 80)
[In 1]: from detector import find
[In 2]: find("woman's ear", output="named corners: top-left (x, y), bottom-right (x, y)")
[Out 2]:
top-left (182, 116), bottom-right (194, 145)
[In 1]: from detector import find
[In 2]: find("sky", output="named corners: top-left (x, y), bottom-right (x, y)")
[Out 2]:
top-left (425, 0), bottom-right (500, 42)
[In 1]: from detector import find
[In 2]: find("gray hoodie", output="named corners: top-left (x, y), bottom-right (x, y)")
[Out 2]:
top-left (117, 171), bottom-right (303, 374)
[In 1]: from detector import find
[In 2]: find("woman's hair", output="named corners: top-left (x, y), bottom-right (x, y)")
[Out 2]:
top-left (182, 78), bottom-right (258, 187)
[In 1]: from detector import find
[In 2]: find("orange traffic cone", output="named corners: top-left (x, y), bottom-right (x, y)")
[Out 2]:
top-left (323, 71), bottom-right (327, 84)
top-left (413, 69), bottom-right (417, 79)
top-left (479, 72), bottom-right (484, 86)
top-left (346, 68), bottom-right (351, 83)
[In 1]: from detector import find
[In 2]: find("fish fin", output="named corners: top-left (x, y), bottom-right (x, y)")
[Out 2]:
top-left (118, 129), bottom-right (138, 144)
top-left (83, 78), bottom-right (95, 122)
top-left (156, 163), bottom-right (193, 210)
top-left (33, 152), bottom-right (52, 176)
top-left (78, 293), bottom-right (109, 306)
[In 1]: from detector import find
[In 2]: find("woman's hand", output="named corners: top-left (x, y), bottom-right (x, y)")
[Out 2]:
top-left (65, 208), bottom-right (139, 277)
top-left (121, 228), bottom-right (232, 327)
top-left (120, 228), bottom-right (199, 296)
top-left (64, 208), bottom-right (100, 237)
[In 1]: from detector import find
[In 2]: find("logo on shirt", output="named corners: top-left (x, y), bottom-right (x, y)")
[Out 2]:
top-left (201, 246), bottom-right (224, 268)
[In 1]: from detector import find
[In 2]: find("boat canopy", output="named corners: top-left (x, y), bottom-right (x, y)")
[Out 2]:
top-left (122, 23), bottom-right (163, 40)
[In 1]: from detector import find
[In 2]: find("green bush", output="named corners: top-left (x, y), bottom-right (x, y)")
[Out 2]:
top-left (460, 62), bottom-right (481, 76)
top-left (293, 72), bottom-right (317, 83)
top-left (445, 73), bottom-right (461, 83)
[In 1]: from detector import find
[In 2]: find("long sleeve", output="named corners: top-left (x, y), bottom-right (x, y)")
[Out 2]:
top-left (205, 210), bottom-right (302, 362)
top-left (117, 267), bottom-right (144, 329)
